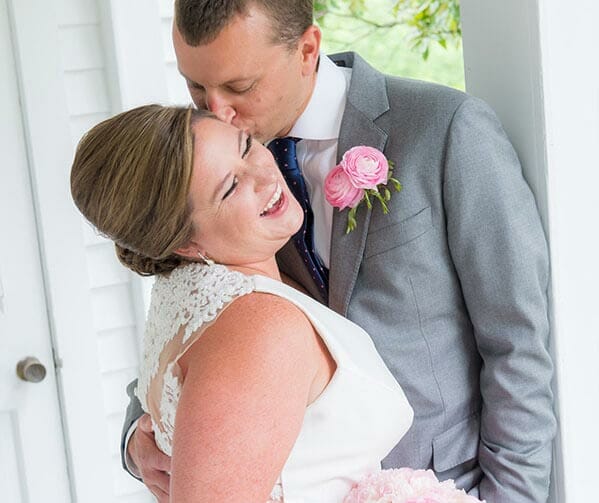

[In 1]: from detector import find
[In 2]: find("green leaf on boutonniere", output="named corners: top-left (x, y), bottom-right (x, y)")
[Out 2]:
top-left (389, 177), bottom-right (402, 192)
top-left (346, 207), bottom-right (358, 234)
top-left (371, 190), bottom-right (390, 214)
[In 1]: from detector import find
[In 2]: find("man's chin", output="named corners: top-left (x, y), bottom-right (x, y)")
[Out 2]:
top-left (251, 130), bottom-right (270, 144)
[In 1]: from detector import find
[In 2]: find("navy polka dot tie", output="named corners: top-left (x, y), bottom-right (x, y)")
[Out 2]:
top-left (268, 137), bottom-right (329, 300)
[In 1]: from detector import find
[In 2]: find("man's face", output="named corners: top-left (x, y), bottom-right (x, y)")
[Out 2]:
top-left (173, 6), bottom-right (320, 143)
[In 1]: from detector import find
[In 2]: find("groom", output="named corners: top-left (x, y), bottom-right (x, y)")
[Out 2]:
top-left (121, 1), bottom-right (556, 501)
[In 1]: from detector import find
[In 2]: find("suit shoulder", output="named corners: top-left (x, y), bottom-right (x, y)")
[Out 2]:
top-left (379, 77), bottom-right (500, 140)
top-left (384, 75), bottom-right (469, 118)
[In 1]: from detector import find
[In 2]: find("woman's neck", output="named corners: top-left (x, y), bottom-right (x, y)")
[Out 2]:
top-left (227, 256), bottom-right (282, 281)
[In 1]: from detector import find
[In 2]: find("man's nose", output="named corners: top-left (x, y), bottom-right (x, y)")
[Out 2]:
top-left (205, 92), bottom-right (235, 124)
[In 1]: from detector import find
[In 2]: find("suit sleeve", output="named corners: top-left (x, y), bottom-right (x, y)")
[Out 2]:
top-left (442, 97), bottom-right (556, 502)
top-left (120, 378), bottom-right (144, 479)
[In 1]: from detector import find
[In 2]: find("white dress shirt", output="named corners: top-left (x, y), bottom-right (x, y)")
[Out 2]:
top-left (286, 55), bottom-right (351, 268)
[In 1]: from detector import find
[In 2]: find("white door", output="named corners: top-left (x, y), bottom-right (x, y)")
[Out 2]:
top-left (0, 0), bottom-right (71, 500)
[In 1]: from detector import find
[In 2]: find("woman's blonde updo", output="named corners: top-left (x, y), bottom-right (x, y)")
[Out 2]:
top-left (70, 104), bottom-right (214, 276)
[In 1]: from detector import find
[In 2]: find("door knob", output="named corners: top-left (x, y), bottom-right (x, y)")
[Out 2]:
top-left (16, 357), bottom-right (47, 383)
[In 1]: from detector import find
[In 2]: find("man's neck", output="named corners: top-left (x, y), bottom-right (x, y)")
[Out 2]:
top-left (287, 54), bottom-right (349, 141)
top-left (277, 69), bottom-right (319, 139)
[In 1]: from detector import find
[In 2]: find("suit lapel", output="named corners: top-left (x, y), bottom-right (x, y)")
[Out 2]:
top-left (328, 53), bottom-right (390, 316)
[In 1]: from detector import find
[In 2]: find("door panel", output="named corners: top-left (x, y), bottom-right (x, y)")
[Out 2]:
top-left (0, 412), bottom-right (25, 501)
top-left (0, 0), bottom-right (71, 500)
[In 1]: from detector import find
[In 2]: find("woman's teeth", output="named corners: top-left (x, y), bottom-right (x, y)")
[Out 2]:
top-left (260, 185), bottom-right (283, 216)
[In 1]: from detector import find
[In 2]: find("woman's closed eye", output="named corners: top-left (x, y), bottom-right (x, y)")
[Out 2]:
top-left (222, 176), bottom-right (239, 200)
top-left (242, 135), bottom-right (253, 159)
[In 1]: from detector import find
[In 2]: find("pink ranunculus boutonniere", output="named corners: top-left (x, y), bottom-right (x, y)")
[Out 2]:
top-left (324, 145), bottom-right (402, 233)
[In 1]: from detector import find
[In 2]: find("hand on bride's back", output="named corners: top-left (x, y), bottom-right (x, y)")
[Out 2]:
top-left (128, 414), bottom-right (171, 503)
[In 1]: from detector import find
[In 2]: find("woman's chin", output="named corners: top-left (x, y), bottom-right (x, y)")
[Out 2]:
top-left (287, 219), bottom-right (304, 241)
top-left (272, 223), bottom-right (302, 254)
top-left (273, 205), bottom-right (304, 241)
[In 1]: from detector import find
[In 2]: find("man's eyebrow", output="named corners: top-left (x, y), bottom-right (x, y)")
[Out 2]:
top-left (178, 68), bottom-right (252, 87)
top-left (222, 77), bottom-right (254, 85)
top-left (179, 69), bottom-right (201, 87)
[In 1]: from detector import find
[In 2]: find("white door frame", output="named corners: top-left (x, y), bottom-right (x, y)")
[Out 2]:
top-left (8, 1), bottom-right (114, 501)
top-left (0, 0), bottom-right (70, 499)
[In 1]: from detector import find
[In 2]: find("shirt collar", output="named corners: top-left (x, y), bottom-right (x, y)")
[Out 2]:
top-left (288, 54), bottom-right (349, 141)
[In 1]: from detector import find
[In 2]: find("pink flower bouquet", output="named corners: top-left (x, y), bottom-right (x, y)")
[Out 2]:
top-left (343, 468), bottom-right (485, 503)
top-left (324, 145), bottom-right (401, 233)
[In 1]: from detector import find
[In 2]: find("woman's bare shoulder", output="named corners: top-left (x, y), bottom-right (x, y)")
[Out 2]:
top-left (178, 290), bottom-right (316, 376)
top-left (224, 290), bottom-right (311, 329)
top-left (171, 293), bottom-right (320, 502)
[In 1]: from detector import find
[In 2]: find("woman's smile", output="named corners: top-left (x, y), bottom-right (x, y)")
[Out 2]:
top-left (260, 184), bottom-right (285, 217)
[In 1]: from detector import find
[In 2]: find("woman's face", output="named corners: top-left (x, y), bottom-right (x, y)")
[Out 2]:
top-left (184, 118), bottom-right (303, 267)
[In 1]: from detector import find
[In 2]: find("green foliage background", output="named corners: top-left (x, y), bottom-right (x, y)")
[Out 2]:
top-left (315, 0), bottom-right (465, 90)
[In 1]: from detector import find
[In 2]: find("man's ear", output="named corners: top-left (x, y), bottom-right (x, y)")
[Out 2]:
top-left (299, 25), bottom-right (322, 76)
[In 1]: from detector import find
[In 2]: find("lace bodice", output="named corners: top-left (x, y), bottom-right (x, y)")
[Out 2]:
top-left (135, 263), bottom-right (412, 503)
top-left (136, 264), bottom-right (253, 455)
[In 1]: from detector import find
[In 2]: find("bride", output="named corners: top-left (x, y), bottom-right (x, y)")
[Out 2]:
top-left (70, 104), bottom-right (413, 502)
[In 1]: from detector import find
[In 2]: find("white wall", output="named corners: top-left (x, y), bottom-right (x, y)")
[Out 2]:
top-left (461, 0), bottom-right (599, 500)
top-left (539, 1), bottom-right (599, 500)
top-left (57, 5), bottom-right (147, 500)
top-left (115, 0), bottom-right (191, 316)
top-left (158, 0), bottom-right (192, 106)
top-left (58, 1), bottom-right (153, 500)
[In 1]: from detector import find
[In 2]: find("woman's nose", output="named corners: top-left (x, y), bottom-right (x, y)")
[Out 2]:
top-left (252, 163), bottom-right (278, 192)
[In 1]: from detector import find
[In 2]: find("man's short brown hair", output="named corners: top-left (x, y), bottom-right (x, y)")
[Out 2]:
top-left (174, 0), bottom-right (313, 49)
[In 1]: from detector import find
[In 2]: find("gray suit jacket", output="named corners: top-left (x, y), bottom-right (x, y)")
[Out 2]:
top-left (122, 52), bottom-right (555, 502)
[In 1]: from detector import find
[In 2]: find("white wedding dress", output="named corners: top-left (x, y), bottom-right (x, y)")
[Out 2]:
top-left (136, 263), bottom-right (413, 503)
